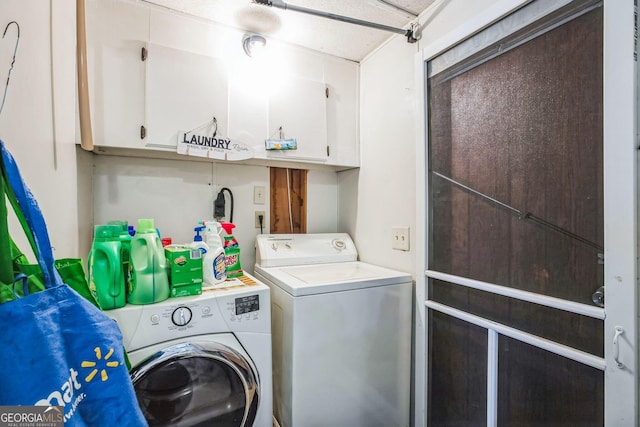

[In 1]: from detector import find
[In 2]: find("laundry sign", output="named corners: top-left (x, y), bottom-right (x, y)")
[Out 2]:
top-left (177, 131), bottom-right (253, 161)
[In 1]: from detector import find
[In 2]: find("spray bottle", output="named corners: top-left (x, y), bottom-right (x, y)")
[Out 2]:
top-left (202, 220), bottom-right (226, 287)
top-left (221, 222), bottom-right (243, 278)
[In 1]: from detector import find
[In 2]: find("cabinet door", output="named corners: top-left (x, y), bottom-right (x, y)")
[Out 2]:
top-left (228, 76), bottom-right (268, 152)
top-left (267, 77), bottom-right (328, 162)
top-left (87, 0), bottom-right (147, 149)
top-left (145, 44), bottom-right (228, 149)
top-left (325, 58), bottom-right (359, 167)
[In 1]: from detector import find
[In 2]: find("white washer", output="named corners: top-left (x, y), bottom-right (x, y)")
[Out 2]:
top-left (254, 233), bottom-right (412, 427)
top-left (108, 275), bottom-right (272, 427)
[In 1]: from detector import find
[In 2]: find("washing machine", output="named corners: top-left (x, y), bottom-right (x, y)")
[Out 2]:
top-left (254, 233), bottom-right (412, 427)
top-left (108, 275), bottom-right (272, 427)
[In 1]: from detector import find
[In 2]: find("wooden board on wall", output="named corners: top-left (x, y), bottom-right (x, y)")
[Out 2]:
top-left (270, 167), bottom-right (307, 233)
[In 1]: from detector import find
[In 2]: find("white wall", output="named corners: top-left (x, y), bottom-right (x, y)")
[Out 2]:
top-left (0, 1), bottom-right (79, 258)
top-left (349, 2), bottom-right (522, 426)
top-left (92, 155), bottom-right (338, 274)
top-left (340, 35), bottom-right (418, 273)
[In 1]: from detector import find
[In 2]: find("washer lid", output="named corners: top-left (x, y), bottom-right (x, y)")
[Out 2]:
top-left (255, 261), bottom-right (411, 296)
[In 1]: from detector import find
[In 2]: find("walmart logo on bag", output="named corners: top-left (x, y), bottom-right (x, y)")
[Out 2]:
top-left (34, 346), bottom-right (123, 420)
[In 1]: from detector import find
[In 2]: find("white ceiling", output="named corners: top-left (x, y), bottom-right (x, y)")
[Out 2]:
top-left (141, 0), bottom-right (436, 61)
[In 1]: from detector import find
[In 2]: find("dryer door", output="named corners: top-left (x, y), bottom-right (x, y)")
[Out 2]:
top-left (130, 341), bottom-right (258, 427)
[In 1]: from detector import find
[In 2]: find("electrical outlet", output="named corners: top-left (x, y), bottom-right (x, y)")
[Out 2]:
top-left (254, 186), bottom-right (266, 204)
top-left (392, 226), bottom-right (410, 251)
top-left (255, 211), bottom-right (265, 228)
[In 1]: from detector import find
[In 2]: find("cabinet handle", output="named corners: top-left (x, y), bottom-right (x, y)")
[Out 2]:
top-left (140, 125), bottom-right (146, 140)
top-left (141, 47), bottom-right (147, 61)
top-left (326, 146), bottom-right (330, 157)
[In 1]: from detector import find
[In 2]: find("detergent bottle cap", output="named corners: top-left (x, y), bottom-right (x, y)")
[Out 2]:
top-left (107, 220), bottom-right (128, 233)
top-left (221, 222), bottom-right (236, 235)
top-left (137, 218), bottom-right (156, 233)
top-left (94, 224), bottom-right (119, 240)
top-left (193, 225), bottom-right (205, 242)
top-left (128, 225), bottom-right (136, 237)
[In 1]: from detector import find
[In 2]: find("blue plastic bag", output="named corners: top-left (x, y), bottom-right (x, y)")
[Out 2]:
top-left (0, 140), bottom-right (147, 426)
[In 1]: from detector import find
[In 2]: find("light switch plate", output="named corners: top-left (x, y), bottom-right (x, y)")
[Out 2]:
top-left (254, 186), bottom-right (266, 204)
top-left (392, 226), bottom-right (410, 251)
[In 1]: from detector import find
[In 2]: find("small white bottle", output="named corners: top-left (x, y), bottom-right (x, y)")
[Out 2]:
top-left (190, 225), bottom-right (209, 255)
top-left (202, 221), bottom-right (226, 287)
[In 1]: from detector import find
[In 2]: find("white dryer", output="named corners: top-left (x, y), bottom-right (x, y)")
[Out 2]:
top-left (108, 275), bottom-right (272, 427)
top-left (254, 233), bottom-right (412, 427)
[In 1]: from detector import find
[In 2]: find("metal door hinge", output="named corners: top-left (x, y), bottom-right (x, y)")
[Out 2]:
top-left (140, 125), bottom-right (146, 139)
top-left (141, 47), bottom-right (147, 61)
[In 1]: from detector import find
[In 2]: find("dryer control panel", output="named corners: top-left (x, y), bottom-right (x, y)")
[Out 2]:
top-left (108, 279), bottom-right (271, 352)
top-left (235, 294), bottom-right (260, 315)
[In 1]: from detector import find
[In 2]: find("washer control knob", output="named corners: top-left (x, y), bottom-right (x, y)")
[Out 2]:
top-left (271, 243), bottom-right (278, 251)
top-left (150, 314), bottom-right (160, 324)
top-left (171, 306), bottom-right (192, 326)
top-left (332, 239), bottom-right (346, 251)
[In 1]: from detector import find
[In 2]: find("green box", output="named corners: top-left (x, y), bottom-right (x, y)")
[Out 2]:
top-left (165, 246), bottom-right (203, 297)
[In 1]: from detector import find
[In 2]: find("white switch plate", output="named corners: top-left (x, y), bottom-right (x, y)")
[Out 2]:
top-left (392, 226), bottom-right (410, 251)
top-left (254, 186), bottom-right (266, 204)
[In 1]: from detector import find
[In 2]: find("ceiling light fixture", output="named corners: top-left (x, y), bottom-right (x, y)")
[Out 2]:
top-left (243, 34), bottom-right (267, 58)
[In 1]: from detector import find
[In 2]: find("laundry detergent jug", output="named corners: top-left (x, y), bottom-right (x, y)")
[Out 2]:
top-left (88, 224), bottom-right (126, 310)
top-left (129, 218), bottom-right (170, 304)
top-left (108, 220), bottom-right (132, 293)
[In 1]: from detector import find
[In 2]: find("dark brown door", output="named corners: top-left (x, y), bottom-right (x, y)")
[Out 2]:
top-left (427, 5), bottom-right (604, 426)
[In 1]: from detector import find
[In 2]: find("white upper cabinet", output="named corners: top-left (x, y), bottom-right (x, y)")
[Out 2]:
top-left (85, 0), bottom-right (359, 169)
top-left (144, 44), bottom-right (228, 149)
top-left (265, 76), bottom-right (328, 162)
top-left (86, 0), bottom-right (147, 149)
top-left (324, 57), bottom-right (359, 168)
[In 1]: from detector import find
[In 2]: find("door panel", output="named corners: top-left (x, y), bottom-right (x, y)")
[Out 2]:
top-left (498, 337), bottom-right (604, 426)
top-left (426, 5), bottom-right (606, 426)
top-left (428, 7), bottom-right (603, 304)
top-left (428, 312), bottom-right (487, 426)
top-left (431, 279), bottom-right (604, 356)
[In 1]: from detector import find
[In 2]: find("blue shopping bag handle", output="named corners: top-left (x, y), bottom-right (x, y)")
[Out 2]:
top-left (0, 140), bottom-right (64, 290)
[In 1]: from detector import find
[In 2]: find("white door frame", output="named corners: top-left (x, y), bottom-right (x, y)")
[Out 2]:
top-left (414, 1), bottom-right (638, 426)
top-left (602, 0), bottom-right (638, 424)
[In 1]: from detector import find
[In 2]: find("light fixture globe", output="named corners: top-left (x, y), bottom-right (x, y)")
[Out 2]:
top-left (242, 34), bottom-right (267, 58)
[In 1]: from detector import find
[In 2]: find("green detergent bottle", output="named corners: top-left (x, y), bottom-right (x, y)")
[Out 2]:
top-left (108, 220), bottom-right (132, 295)
top-left (88, 225), bottom-right (126, 310)
top-left (129, 218), bottom-right (170, 305)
